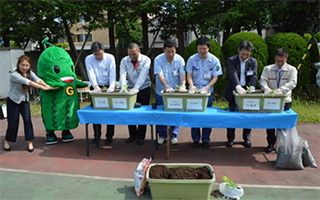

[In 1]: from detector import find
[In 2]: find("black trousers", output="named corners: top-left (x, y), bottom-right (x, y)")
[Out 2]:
top-left (90, 85), bottom-right (115, 140)
top-left (128, 87), bottom-right (150, 140)
top-left (266, 102), bottom-right (292, 146)
top-left (5, 97), bottom-right (34, 142)
top-left (226, 97), bottom-right (251, 141)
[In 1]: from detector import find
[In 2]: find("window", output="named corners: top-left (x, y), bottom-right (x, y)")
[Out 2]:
top-left (77, 34), bottom-right (92, 42)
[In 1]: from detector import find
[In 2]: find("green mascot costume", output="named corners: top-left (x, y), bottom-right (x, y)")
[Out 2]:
top-left (37, 38), bottom-right (88, 144)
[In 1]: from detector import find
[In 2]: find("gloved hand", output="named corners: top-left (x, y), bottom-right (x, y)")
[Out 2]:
top-left (264, 88), bottom-right (272, 94)
top-left (119, 88), bottom-right (128, 93)
top-left (164, 84), bottom-right (175, 93)
top-left (129, 88), bottom-right (139, 94)
top-left (249, 86), bottom-right (255, 92)
top-left (188, 86), bottom-right (196, 93)
top-left (93, 85), bottom-right (101, 93)
top-left (106, 87), bottom-right (114, 93)
top-left (199, 86), bottom-right (209, 94)
top-left (236, 85), bottom-right (246, 94)
top-left (178, 85), bottom-right (187, 92)
top-left (274, 89), bottom-right (283, 94)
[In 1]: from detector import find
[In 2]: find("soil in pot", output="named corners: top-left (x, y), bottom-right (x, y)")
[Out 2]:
top-left (149, 165), bottom-right (212, 179)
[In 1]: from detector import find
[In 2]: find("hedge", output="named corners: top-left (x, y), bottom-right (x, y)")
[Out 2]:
top-left (266, 33), bottom-right (311, 87)
top-left (222, 32), bottom-right (268, 81)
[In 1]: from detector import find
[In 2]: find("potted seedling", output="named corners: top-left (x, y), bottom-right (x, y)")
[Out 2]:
top-left (119, 84), bottom-right (128, 93)
top-left (219, 176), bottom-right (244, 200)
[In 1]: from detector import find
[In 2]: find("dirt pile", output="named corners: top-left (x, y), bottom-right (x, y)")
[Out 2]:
top-left (149, 165), bottom-right (212, 179)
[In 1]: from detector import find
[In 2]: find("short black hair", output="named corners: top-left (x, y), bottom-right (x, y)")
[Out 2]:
top-left (164, 39), bottom-right (177, 49)
top-left (91, 41), bottom-right (104, 53)
top-left (196, 36), bottom-right (211, 48)
top-left (127, 43), bottom-right (140, 50)
top-left (274, 48), bottom-right (289, 58)
top-left (239, 40), bottom-right (254, 51)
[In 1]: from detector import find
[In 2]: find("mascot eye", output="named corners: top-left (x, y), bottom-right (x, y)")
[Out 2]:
top-left (71, 65), bottom-right (74, 72)
top-left (54, 65), bottom-right (60, 74)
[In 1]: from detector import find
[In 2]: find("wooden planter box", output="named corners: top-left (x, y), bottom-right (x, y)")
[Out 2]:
top-left (146, 163), bottom-right (215, 200)
top-left (161, 90), bottom-right (210, 112)
top-left (90, 90), bottom-right (137, 110)
top-left (233, 90), bottom-right (288, 113)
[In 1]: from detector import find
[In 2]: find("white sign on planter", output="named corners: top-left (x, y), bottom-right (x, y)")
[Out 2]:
top-left (112, 98), bottom-right (127, 109)
top-left (167, 98), bottom-right (183, 109)
top-left (243, 98), bottom-right (260, 110)
top-left (95, 97), bottom-right (109, 108)
top-left (263, 98), bottom-right (281, 110)
top-left (186, 99), bottom-right (203, 110)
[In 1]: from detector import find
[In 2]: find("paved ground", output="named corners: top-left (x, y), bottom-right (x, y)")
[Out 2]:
top-left (1, 116), bottom-right (319, 200)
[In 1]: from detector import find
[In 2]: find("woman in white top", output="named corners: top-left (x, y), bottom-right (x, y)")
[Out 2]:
top-left (3, 55), bottom-right (56, 152)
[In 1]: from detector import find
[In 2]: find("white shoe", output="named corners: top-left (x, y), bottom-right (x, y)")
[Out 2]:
top-left (171, 138), bottom-right (178, 145)
top-left (158, 137), bottom-right (166, 144)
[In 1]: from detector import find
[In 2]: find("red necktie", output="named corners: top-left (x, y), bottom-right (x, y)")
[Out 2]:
top-left (131, 60), bottom-right (139, 70)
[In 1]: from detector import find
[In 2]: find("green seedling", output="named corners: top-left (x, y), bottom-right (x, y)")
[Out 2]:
top-left (102, 85), bottom-right (107, 89)
top-left (175, 84), bottom-right (180, 89)
top-left (246, 86), bottom-right (252, 93)
top-left (270, 89), bottom-right (275, 95)
top-left (121, 84), bottom-right (128, 93)
top-left (222, 176), bottom-right (238, 188)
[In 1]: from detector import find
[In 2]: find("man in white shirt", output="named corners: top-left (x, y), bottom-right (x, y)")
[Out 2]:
top-left (260, 48), bottom-right (297, 153)
top-left (119, 43), bottom-right (151, 145)
top-left (85, 41), bottom-right (116, 145)
top-left (154, 39), bottom-right (186, 145)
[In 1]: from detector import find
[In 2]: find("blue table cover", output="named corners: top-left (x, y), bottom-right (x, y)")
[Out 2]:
top-left (77, 105), bottom-right (298, 129)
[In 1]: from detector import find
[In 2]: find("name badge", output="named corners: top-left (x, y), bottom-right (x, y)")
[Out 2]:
top-left (247, 70), bottom-right (253, 76)
top-left (204, 73), bottom-right (211, 80)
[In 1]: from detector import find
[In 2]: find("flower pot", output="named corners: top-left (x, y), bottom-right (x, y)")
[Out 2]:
top-left (89, 90), bottom-right (138, 110)
top-left (233, 90), bottom-right (288, 113)
top-left (219, 182), bottom-right (244, 200)
top-left (161, 90), bottom-right (210, 112)
top-left (146, 163), bottom-right (215, 200)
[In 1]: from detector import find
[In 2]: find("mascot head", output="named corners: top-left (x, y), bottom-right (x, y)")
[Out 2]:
top-left (37, 37), bottom-right (76, 84)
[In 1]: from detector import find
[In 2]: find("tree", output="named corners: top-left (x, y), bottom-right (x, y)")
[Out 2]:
top-left (269, 0), bottom-right (320, 36)
top-left (0, 0), bottom-right (64, 48)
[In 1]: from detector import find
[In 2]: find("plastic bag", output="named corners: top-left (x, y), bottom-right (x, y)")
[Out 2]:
top-left (274, 127), bottom-right (304, 170)
top-left (301, 139), bottom-right (318, 168)
top-left (134, 158), bottom-right (152, 197)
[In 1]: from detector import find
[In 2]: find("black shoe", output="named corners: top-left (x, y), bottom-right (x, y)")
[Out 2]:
top-left (126, 137), bottom-right (136, 143)
top-left (226, 140), bottom-right (233, 148)
top-left (243, 140), bottom-right (252, 148)
top-left (265, 145), bottom-right (275, 153)
top-left (202, 142), bottom-right (209, 149)
top-left (137, 139), bottom-right (144, 145)
top-left (105, 138), bottom-right (113, 144)
top-left (28, 147), bottom-right (34, 152)
top-left (3, 140), bottom-right (11, 151)
top-left (192, 141), bottom-right (200, 149)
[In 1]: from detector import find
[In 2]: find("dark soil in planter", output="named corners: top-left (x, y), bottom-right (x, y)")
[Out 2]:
top-left (235, 91), bottom-right (264, 94)
top-left (149, 165), bottom-right (212, 179)
top-left (163, 90), bottom-right (188, 93)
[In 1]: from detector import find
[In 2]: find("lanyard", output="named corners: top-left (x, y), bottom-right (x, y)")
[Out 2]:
top-left (275, 70), bottom-right (285, 88)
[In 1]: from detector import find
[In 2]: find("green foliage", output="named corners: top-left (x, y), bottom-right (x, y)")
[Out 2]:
top-left (266, 33), bottom-right (311, 87)
top-left (116, 19), bottom-right (142, 48)
top-left (222, 32), bottom-right (268, 88)
top-left (55, 43), bottom-right (70, 50)
top-left (222, 176), bottom-right (238, 188)
top-left (310, 32), bottom-right (320, 63)
top-left (184, 38), bottom-right (224, 95)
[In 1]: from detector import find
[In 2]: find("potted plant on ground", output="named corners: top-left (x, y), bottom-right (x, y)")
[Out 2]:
top-left (219, 176), bottom-right (244, 200)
